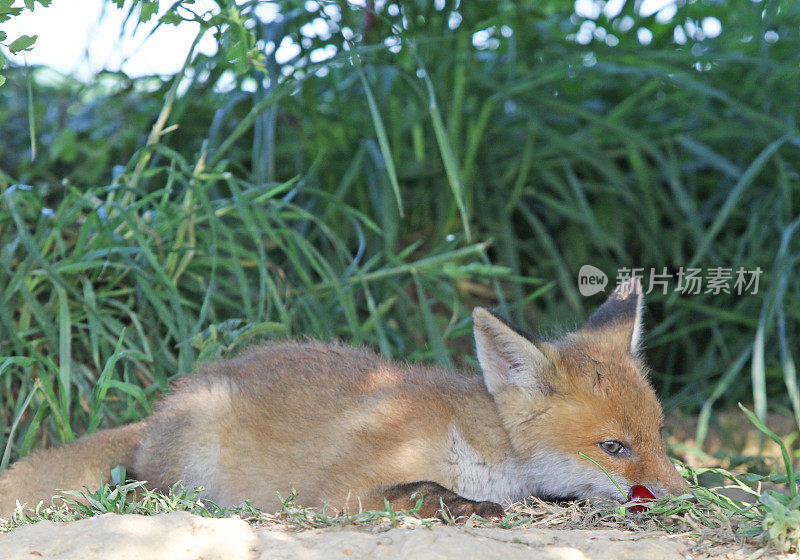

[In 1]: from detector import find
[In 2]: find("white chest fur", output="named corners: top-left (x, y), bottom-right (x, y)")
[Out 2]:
top-left (447, 427), bottom-right (541, 504)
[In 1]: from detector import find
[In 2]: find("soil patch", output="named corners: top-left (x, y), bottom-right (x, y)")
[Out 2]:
top-left (0, 511), bottom-right (784, 560)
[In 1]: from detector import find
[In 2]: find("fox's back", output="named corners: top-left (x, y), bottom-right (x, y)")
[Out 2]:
top-left (1, 280), bottom-right (689, 520)
top-left (134, 341), bottom-right (484, 509)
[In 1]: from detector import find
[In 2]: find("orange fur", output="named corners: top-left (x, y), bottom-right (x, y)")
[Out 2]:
top-left (0, 280), bottom-right (688, 519)
top-left (0, 423), bottom-right (143, 516)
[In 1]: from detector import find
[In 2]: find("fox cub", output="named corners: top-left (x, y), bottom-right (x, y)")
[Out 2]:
top-left (0, 279), bottom-right (687, 520)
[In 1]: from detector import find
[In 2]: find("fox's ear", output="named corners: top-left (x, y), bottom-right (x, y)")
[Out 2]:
top-left (580, 277), bottom-right (644, 354)
top-left (472, 308), bottom-right (555, 398)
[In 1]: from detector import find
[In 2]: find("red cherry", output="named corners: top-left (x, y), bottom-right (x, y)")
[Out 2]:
top-left (627, 485), bottom-right (655, 513)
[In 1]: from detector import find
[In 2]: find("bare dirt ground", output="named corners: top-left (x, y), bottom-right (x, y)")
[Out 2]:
top-left (0, 510), bottom-right (782, 560)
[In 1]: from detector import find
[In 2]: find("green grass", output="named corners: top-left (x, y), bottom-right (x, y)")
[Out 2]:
top-left (0, 0), bottom-right (798, 455)
top-left (2, 407), bottom-right (797, 552)
top-left (2, 469), bottom-right (796, 553)
top-left (0, 178), bottom-right (517, 456)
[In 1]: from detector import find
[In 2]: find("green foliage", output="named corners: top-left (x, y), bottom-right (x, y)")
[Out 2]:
top-left (138, 0), bottom-right (158, 23)
top-left (0, 0), bottom-right (799, 505)
top-left (275, 489), bottom-right (441, 528)
top-left (0, 0), bottom-right (37, 76)
top-left (3, 464), bottom-right (797, 553)
top-left (6, 34), bottom-right (35, 54)
top-left (739, 404), bottom-right (800, 553)
top-left (739, 404), bottom-right (796, 497)
top-left (58, 480), bottom-right (220, 518)
top-left (0, 1), bottom-right (23, 23)
top-left (3, 479), bottom-right (227, 531)
top-left (760, 492), bottom-right (800, 554)
top-left (3, 476), bottom-right (445, 531)
top-left (0, 171), bottom-right (507, 459)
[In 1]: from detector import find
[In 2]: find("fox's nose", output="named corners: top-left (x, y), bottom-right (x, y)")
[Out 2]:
top-left (669, 467), bottom-right (692, 495)
top-left (647, 477), bottom-right (691, 498)
top-left (647, 455), bottom-right (691, 497)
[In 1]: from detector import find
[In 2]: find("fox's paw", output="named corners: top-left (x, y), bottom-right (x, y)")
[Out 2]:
top-left (445, 498), bottom-right (505, 522)
top-left (380, 481), bottom-right (505, 523)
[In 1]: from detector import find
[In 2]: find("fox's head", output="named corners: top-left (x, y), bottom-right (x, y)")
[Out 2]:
top-left (472, 278), bottom-right (688, 501)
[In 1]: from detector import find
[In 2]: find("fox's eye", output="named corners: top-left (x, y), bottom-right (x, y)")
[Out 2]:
top-left (599, 440), bottom-right (629, 456)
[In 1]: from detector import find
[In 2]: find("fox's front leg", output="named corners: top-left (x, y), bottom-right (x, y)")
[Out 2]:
top-left (363, 481), bottom-right (505, 522)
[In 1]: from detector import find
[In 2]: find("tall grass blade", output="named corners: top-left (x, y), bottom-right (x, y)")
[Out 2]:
top-left (417, 58), bottom-right (471, 241)
top-left (738, 404), bottom-right (797, 498)
top-left (355, 62), bottom-right (404, 217)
